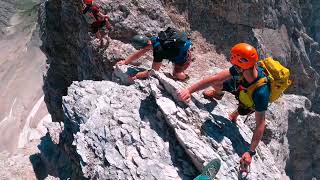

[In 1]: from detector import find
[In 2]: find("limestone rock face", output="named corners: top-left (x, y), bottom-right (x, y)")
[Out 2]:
top-left (54, 76), bottom-right (283, 179)
top-left (271, 96), bottom-right (320, 179)
top-left (60, 80), bottom-right (197, 179)
top-left (246, 95), bottom-right (320, 179)
top-left (37, 0), bottom-right (320, 179)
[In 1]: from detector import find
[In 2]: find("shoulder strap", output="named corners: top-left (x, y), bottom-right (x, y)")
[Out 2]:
top-left (150, 37), bottom-right (160, 48)
top-left (246, 77), bottom-right (268, 98)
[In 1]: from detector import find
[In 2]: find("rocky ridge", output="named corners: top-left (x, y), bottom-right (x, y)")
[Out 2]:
top-left (37, 0), bottom-right (320, 179)
top-left (43, 65), bottom-right (320, 179)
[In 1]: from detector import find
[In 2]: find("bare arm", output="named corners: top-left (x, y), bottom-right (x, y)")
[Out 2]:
top-left (123, 44), bottom-right (152, 64)
top-left (250, 111), bottom-right (266, 151)
top-left (187, 69), bottom-right (231, 93)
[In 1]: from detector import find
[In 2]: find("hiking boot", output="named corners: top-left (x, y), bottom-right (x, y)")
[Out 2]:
top-left (172, 74), bottom-right (190, 82)
top-left (172, 72), bottom-right (190, 82)
top-left (203, 89), bottom-right (225, 101)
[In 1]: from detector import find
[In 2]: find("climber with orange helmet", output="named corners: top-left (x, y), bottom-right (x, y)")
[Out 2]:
top-left (177, 43), bottom-right (270, 169)
top-left (82, 0), bottom-right (112, 46)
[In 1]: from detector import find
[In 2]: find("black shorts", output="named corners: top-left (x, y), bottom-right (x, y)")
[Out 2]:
top-left (222, 78), bottom-right (254, 115)
top-left (91, 20), bottom-right (106, 33)
top-left (172, 52), bottom-right (192, 73)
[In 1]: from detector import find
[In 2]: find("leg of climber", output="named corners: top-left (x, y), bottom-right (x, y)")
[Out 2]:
top-left (91, 20), bottom-right (106, 46)
top-left (172, 62), bottom-right (190, 81)
top-left (96, 30), bottom-right (103, 46)
top-left (230, 104), bottom-right (254, 123)
top-left (202, 76), bottom-right (245, 122)
top-left (172, 51), bottom-right (192, 81)
top-left (101, 31), bottom-right (110, 47)
top-left (101, 20), bottom-right (112, 46)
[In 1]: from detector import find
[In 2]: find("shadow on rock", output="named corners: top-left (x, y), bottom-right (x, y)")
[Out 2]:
top-left (202, 101), bottom-right (218, 112)
top-left (29, 134), bottom-right (73, 180)
top-left (29, 115), bottom-right (85, 180)
top-left (126, 66), bottom-right (146, 77)
top-left (139, 95), bottom-right (199, 179)
top-left (202, 114), bottom-right (250, 156)
top-left (191, 96), bottom-right (218, 113)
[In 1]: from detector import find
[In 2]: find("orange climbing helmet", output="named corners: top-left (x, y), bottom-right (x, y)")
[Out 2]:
top-left (84, 0), bottom-right (93, 5)
top-left (230, 43), bottom-right (259, 70)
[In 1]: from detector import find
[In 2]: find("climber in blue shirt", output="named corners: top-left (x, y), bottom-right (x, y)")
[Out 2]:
top-left (178, 43), bottom-right (270, 172)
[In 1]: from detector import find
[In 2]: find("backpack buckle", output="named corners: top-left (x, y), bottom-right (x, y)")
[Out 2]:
top-left (238, 85), bottom-right (246, 92)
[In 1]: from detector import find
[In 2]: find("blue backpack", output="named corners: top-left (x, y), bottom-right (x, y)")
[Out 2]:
top-left (152, 27), bottom-right (192, 63)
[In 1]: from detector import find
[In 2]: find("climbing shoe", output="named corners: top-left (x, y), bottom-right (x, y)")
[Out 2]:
top-left (203, 89), bottom-right (225, 101)
top-left (194, 158), bottom-right (221, 180)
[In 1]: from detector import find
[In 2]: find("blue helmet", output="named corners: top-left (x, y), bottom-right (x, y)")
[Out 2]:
top-left (131, 35), bottom-right (150, 49)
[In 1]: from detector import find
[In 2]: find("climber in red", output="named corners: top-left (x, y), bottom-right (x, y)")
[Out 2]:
top-left (178, 43), bottom-right (269, 171)
top-left (82, 0), bottom-right (112, 46)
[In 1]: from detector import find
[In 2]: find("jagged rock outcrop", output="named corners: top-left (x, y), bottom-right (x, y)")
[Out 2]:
top-left (60, 80), bottom-right (197, 179)
top-left (40, 0), bottom-right (320, 119)
top-left (38, 0), bottom-right (108, 122)
top-left (273, 96), bottom-right (320, 179)
top-left (43, 66), bottom-right (320, 179)
top-left (47, 75), bottom-right (282, 179)
top-left (38, 0), bottom-right (320, 179)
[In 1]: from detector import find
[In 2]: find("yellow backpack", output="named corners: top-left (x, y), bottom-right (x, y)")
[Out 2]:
top-left (238, 57), bottom-right (292, 108)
